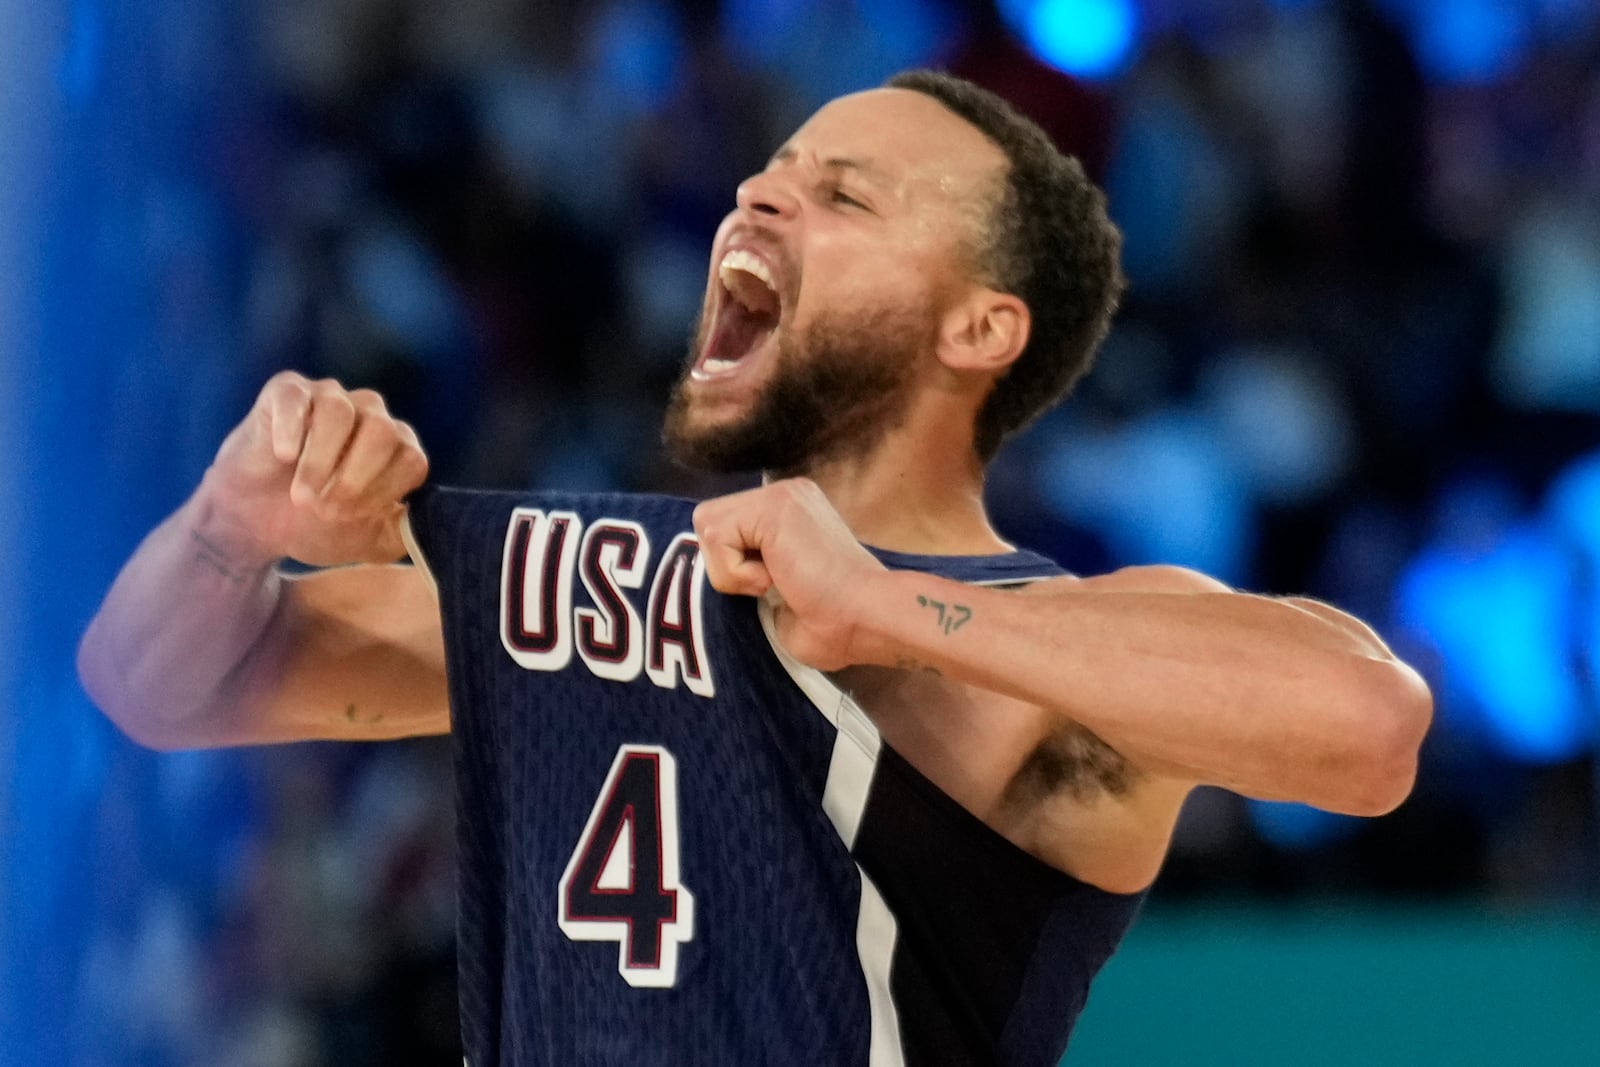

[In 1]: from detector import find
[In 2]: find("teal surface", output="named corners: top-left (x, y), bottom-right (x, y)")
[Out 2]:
top-left (1066, 906), bottom-right (1600, 1065)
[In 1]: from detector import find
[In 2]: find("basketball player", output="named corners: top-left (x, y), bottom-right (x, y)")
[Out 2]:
top-left (79, 72), bottom-right (1432, 1065)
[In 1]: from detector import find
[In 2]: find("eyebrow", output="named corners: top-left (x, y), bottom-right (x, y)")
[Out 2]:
top-left (768, 145), bottom-right (890, 186)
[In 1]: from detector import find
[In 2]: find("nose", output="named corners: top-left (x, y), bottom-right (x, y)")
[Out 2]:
top-left (735, 168), bottom-right (800, 221)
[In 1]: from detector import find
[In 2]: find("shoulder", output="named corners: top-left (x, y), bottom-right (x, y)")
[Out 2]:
top-left (1018, 564), bottom-right (1233, 597)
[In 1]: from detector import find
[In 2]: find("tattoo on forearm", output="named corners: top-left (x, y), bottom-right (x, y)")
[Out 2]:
top-left (190, 529), bottom-right (270, 585)
top-left (344, 703), bottom-right (383, 725)
top-left (916, 594), bottom-right (972, 635)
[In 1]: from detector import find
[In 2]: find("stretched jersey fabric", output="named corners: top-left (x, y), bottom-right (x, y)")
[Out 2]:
top-left (404, 486), bottom-right (1144, 1067)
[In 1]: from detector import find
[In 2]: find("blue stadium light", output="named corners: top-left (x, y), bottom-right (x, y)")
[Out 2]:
top-left (1547, 450), bottom-right (1600, 568)
top-left (1398, 518), bottom-right (1589, 764)
top-left (1545, 450), bottom-right (1600, 711)
top-left (591, 1), bottom-right (684, 107)
top-left (1247, 800), bottom-right (1360, 852)
top-left (998, 0), bottom-right (1139, 81)
top-left (1411, 0), bottom-right (1530, 84)
top-left (56, 0), bottom-right (104, 104)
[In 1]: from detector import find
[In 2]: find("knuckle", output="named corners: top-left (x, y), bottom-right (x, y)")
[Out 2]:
top-left (362, 417), bottom-right (399, 447)
top-left (289, 482), bottom-right (320, 512)
top-left (348, 388), bottom-right (386, 413)
top-left (318, 391), bottom-right (356, 419)
top-left (263, 375), bottom-right (310, 412)
top-left (310, 379), bottom-right (351, 406)
top-left (397, 450), bottom-right (429, 481)
top-left (392, 421), bottom-right (422, 450)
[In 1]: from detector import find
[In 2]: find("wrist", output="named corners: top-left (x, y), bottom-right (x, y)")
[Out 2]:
top-left (845, 569), bottom-right (920, 669)
top-left (190, 474), bottom-right (283, 573)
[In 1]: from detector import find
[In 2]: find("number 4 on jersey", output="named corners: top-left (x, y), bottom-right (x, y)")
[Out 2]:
top-left (558, 744), bottom-right (695, 988)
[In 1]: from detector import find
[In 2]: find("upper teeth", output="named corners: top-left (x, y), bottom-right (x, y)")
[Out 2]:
top-left (719, 249), bottom-right (776, 294)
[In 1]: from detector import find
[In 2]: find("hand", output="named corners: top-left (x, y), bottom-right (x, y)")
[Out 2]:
top-left (199, 372), bottom-right (429, 566)
top-left (692, 479), bottom-right (888, 670)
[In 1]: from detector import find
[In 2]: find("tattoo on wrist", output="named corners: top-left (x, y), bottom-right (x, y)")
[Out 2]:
top-left (916, 594), bottom-right (972, 635)
top-left (190, 529), bottom-right (271, 584)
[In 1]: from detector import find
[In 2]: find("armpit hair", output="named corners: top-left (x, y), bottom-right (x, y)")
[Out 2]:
top-left (1004, 722), bottom-right (1138, 805)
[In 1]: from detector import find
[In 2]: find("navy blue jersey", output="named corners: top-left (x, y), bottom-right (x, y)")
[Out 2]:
top-left (405, 486), bottom-right (1143, 1067)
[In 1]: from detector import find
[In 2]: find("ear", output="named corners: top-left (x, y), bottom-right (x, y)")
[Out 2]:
top-left (935, 289), bottom-right (1031, 376)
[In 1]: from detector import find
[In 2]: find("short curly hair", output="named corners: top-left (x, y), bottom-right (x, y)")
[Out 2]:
top-left (885, 70), bottom-right (1125, 460)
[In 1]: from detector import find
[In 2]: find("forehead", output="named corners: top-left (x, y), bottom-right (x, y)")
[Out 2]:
top-left (779, 88), bottom-right (1007, 209)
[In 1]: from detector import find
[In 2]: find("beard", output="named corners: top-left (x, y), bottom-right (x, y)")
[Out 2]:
top-left (663, 299), bottom-right (930, 475)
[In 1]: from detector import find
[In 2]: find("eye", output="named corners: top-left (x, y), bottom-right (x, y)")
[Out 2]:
top-left (827, 185), bottom-right (869, 211)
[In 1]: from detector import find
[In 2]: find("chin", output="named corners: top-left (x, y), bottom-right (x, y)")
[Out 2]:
top-left (663, 387), bottom-right (757, 473)
top-left (663, 407), bottom-right (806, 475)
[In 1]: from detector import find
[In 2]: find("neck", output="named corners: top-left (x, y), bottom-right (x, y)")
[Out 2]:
top-left (783, 423), bottom-right (1010, 556)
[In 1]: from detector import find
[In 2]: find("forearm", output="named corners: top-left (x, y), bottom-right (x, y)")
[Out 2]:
top-left (78, 481), bottom-right (290, 748)
top-left (853, 571), bottom-right (1431, 814)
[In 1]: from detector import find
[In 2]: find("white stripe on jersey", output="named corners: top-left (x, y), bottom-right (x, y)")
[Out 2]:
top-left (758, 595), bottom-right (908, 1067)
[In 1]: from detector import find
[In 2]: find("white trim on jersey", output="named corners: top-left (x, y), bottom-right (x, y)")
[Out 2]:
top-left (400, 508), bottom-right (440, 600)
top-left (758, 594), bottom-right (908, 1067)
top-left (968, 573), bottom-right (1067, 586)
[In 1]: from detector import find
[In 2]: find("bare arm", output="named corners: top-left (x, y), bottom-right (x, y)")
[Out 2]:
top-left (693, 479), bottom-right (1433, 817)
top-left (854, 566), bottom-right (1430, 814)
top-left (77, 373), bottom-right (448, 749)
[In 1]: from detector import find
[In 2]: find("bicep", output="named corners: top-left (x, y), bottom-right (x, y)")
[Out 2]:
top-left (1051, 566), bottom-right (1392, 658)
top-left (1061, 563), bottom-right (1234, 596)
top-left (205, 564), bottom-right (449, 745)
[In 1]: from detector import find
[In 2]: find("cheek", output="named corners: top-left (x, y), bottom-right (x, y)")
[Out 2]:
top-left (704, 213), bottom-right (739, 282)
top-left (712, 210), bottom-right (741, 246)
top-left (797, 233), bottom-right (938, 315)
top-left (790, 271), bottom-right (937, 342)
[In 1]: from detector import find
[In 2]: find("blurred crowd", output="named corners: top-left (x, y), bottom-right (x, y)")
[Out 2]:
top-left (36, 0), bottom-right (1600, 1062)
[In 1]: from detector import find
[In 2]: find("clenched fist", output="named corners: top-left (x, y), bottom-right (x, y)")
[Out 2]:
top-left (693, 478), bottom-right (890, 671)
top-left (201, 372), bottom-right (428, 566)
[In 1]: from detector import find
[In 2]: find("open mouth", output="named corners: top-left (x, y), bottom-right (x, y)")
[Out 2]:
top-left (692, 249), bottom-right (782, 382)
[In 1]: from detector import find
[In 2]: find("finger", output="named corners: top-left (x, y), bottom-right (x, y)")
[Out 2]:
top-left (290, 385), bottom-right (357, 505)
top-left (692, 485), bottom-right (766, 530)
top-left (694, 497), bottom-right (776, 593)
top-left (319, 391), bottom-right (399, 506)
top-left (692, 496), bottom-right (763, 552)
top-left (697, 524), bottom-right (771, 598)
top-left (726, 553), bottom-right (773, 598)
top-left (705, 547), bottom-right (772, 598)
top-left (321, 420), bottom-right (401, 509)
top-left (369, 502), bottom-right (411, 564)
top-left (263, 373), bottom-right (312, 464)
top-left (359, 422), bottom-right (430, 507)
